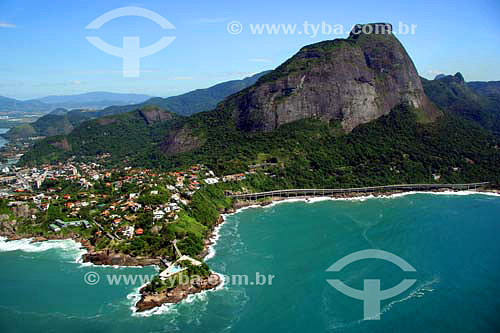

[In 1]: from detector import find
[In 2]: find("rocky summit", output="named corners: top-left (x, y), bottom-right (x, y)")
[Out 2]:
top-left (228, 23), bottom-right (440, 133)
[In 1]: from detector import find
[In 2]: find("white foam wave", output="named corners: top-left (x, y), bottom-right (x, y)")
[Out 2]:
top-left (77, 260), bottom-right (157, 270)
top-left (230, 190), bottom-right (500, 214)
top-left (0, 236), bottom-right (159, 270)
top-left (0, 236), bottom-right (82, 255)
top-left (327, 276), bottom-right (440, 329)
top-left (131, 301), bottom-right (179, 317)
top-left (204, 220), bottom-right (226, 260)
top-left (369, 276), bottom-right (440, 320)
top-left (129, 272), bottom-right (226, 317)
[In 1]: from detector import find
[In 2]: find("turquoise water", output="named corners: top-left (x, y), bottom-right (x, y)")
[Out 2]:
top-left (1, 193), bottom-right (500, 332)
top-left (169, 265), bottom-right (182, 273)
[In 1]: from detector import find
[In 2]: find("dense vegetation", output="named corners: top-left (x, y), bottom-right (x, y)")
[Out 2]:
top-left (30, 103), bottom-right (495, 261)
top-left (5, 71), bottom-right (271, 141)
top-left (21, 102), bottom-right (500, 190)
top-left (422, 74), bottom-right (500, 137)
top-left (109, 184), bottom-right (233, 258)
top-left (9, 76), bottom-right (500, 291)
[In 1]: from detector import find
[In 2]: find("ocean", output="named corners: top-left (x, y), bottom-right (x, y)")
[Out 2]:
top-left (1, 193), bottom-right (500, 332)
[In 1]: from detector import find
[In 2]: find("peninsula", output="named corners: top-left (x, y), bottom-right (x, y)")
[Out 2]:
top-left (1, 23), bottom-right (500, 310)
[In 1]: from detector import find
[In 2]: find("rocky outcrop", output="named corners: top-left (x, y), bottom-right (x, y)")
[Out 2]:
top-left (199, 215), bottom-right (225, 259)
top-left (229, 23), bottom-right (440, 133)
top-left (50, 137), bottom-right (71, 151)
top-left (139, 107), bottom-right (173, 125)
top-left (161, 127), bottom-right (202, 155)
top-left (97, 117), bottom-right (117, 126)
top-left (135, 274), bottom-right (221, 312)
top-left (82, 249), bottom-right (161, 266)
top-left (10, 205), bottom-right (37, 219)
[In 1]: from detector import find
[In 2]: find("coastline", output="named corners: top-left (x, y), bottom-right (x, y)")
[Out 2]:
top-left (200, 189), bottom-right (500, 264)
top-left (0, 216), bottom-right (226, 314)
top-left (0, 231), bottom-right (162, 267)
top-left (2, 187), bottom-right (499, 315)
top-left (129, 271), bottom-right (226, 317)
top-left (202, 215), bottom-right (229, 261)
top-left (133, 272), bottom-right (223, 313)
top-left (133, 213), bottom-right (228, 314)
top-left (229, 188), bottom-right (500, 212)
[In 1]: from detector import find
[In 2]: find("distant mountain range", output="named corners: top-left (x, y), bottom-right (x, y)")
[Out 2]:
top-left (140, 71), bottom-right (271, 116)
top-left (0, 92), bottom-right (152, 114)
top-left (0, 96), bottom-right (50, 113)
top-left (98, 71), bottom-right (270, 117)
top-left (0, 72), bottom-right (269, 116)
top-left (3, 72), bottom-right (269, 139)
top-left (35, 92), bottom-right (152, 110)
top-left (21, 23), bottom-right (500, 188)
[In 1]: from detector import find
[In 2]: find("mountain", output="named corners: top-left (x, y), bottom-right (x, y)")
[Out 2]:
top-left (3, 105), bottom-right (165, 140)
top-left (4, 108), bottom-right (95, 139)
top-left (468, 81), bottom-right (500, 106)
top-left (421, 73), bottom-right (500, 136)
top-left (140, 71), bottom-right (271, 116)
top-left (97, 71), bottom-right (270, 117)
top-left (33, 92), bottom-right (151, 109)
top-left (4, 72), bottom-right (270, 139)
top-left (229, 23), bottom-right (439, 133)
top-left (20, 23), bottom-right (500, 187)
top-left (0, 92), bottom-right (151, 115)
top-left (0, 96), bottom-right (52, 113)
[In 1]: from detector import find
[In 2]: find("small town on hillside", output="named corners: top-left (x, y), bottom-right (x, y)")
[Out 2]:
top-left (0, 140), bottom-right (247, 248)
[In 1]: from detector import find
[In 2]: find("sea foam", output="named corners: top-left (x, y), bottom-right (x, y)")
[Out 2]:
top-left (0, 236), bottom-right (82, 254)
top-left (229, 190), bottom-right (500, 214)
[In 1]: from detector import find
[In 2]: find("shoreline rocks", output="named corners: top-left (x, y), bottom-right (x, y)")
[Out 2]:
top-left (82, 249), bottom-right (161, 267)
top-left (135, 273), bottom-right (222, 312)
top-left (199, 214), bottom-right (225, 259)
top-left (2, 187), bottom-right (498, 313)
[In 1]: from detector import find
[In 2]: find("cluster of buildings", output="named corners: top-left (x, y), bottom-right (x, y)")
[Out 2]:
top-left (0, 125), bottom-right (264, 247)
top-left (49, 219), bottom-right (91, 232)
top-left (0, 160), bottom-right (252, 241)
top-left (0, 162), bottom-right (79, 194)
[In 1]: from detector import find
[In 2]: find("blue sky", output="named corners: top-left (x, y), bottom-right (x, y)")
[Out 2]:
top-left (1, 0), bottom-right (499, 99)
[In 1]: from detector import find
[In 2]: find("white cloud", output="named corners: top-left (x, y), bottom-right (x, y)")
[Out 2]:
top-left (0, 22), bottom-right (16, 28)
top-left (427, 69), bottom-right (444, 76)
top-left (70, 80), bottom-right (82, 85)
top-left (249, 58), bottom-right (272, 63)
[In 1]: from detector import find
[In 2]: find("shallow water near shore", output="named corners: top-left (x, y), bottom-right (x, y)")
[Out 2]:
top-left (1, 193), bottom-right (500, 332)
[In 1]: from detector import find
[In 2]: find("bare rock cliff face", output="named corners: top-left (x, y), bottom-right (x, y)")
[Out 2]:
top-left (139, 108), bottom-right (173, 125)
top-left (229, 23), bottom-right (439, 132)
top-left (161, 127), bottom-right (202, 155)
